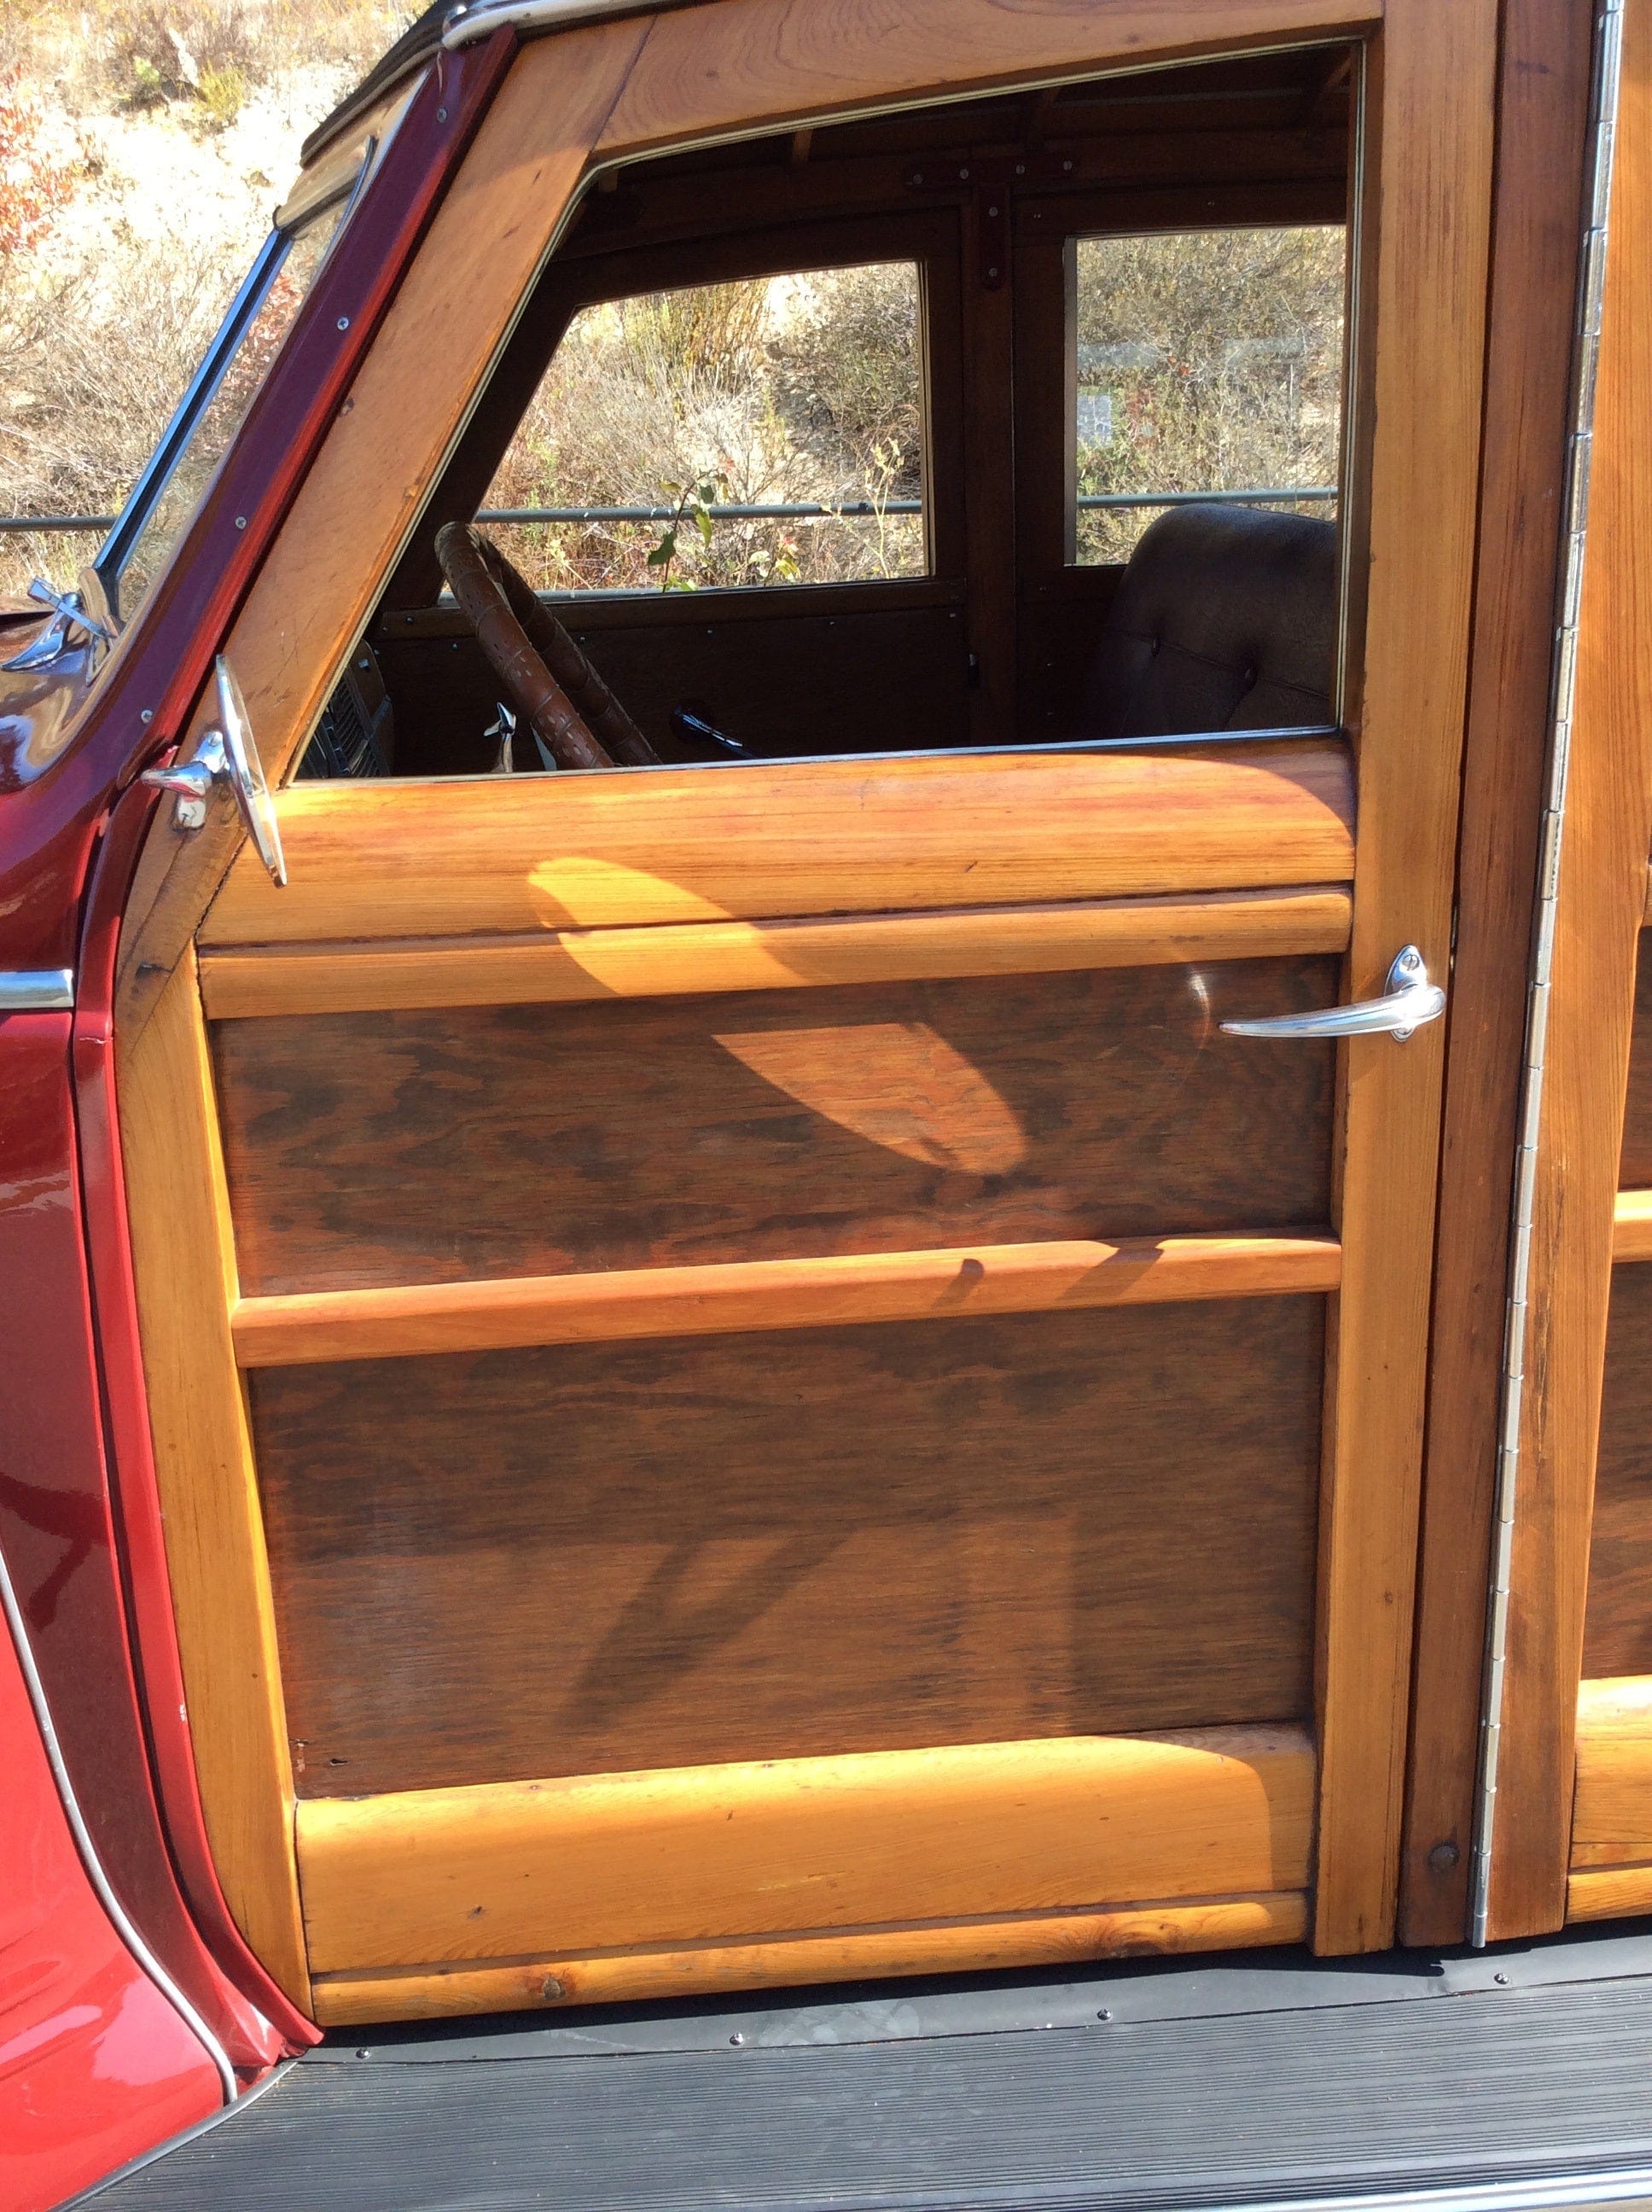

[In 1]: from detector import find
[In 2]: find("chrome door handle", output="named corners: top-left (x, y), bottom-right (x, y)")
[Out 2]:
top-left (142, 655), bottom-right (287, 887)
top-left (1220, 944), bottom-right (1446, 1043)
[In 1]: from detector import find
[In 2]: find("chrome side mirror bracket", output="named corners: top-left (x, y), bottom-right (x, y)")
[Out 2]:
top-left (141, 655), bottom-right (288, 888)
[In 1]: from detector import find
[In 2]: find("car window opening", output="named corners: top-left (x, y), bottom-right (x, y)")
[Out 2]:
top-left (296, 46), bottom-right (1354, 783)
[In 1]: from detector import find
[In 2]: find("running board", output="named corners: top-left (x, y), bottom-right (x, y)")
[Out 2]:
top-left (76, 1923), bottom-right (1652, 2212)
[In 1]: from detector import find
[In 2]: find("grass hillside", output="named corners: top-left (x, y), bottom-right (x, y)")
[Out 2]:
top-left (0, 0), bottom-right (409, 592)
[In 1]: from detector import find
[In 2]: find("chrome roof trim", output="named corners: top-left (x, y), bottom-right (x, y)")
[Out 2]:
top-left (440, 0), bottom-right (698, 49)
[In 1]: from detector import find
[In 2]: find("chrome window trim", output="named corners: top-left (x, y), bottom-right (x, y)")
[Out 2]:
top-left (441, 0), bottom-right (697, 49)
top-left (93, 138), bottom-right (379, 621)
top-left (93, 227), bottom-right (290, 608)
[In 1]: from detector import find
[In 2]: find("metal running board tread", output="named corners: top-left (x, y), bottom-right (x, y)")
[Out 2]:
top-left (74, 1928), bottom-right (1652, 2212)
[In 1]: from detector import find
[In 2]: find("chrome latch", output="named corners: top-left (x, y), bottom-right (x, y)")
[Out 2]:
top-left (141, 655), bottom-right (287, 887)
top-left (3, 579), bottom-right (115, 672)
top-left (1220, 944), bottom-right (1446, 1043)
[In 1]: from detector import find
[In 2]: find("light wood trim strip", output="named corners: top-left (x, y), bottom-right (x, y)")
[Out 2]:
top-left (116, 952), bottom-right (311, 2007)
top-left (1613, 1190), bottom-right (1652, 1260)
top-left (295, 1724), bottom-right (1313, 1975)
top-left (1568, 1678), bottom-right (1652, 1884)
top-left (309, 1893), bottom-right (1310, 2025)
top-left (199, 887), bottom-right (1353, 1022)
top-left (231, 1231), bottom-right (1341, 1368)
top-left (201, 741), bottom-right (1355, 951)
top-left (1643, 862), bottom-right (1652, 928)
top-left (1568, 1865), bottom-right (1652, 1921)
top-left (597, 0), bottom-right (1378, 160)
top-left (1310, 0), bottom-right (1499, 1953)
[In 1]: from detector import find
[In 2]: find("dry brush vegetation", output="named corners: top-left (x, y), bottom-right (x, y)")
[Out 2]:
top-left (2, 0), bottom-right (1345, 608)
top-left (0, 0), bottom-right (404, 593)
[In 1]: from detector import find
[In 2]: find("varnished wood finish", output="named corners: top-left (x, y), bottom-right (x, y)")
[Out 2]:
top-left (294, 1723), bottom-right (1315, 1973)
top-left (198, 888), bottom-right (1353, 1022)
top-left (596, 0), bottom-right (1378, 160)
top-left (114, 19), bottom-right (650, 1038)
top-left (212, 958), bottom-right (1337, 1297)
top-left (1300, 0), bottom-right (1498, 1953)
top-left (254, 1299), bottom-right (1324, 1799)
top-left (201, 741), bottom-right (1356, 950)
top-left (1582, 1268), bottom-right (1652, 1681)
top-left (115, 955), bottom-right (310, 2006)
top-left (1488, 0), bottom-right (1652, 1940)
top-left (1397, 0), bottom-right (1597, 1946)
top-left (1568, 1679), bottom-right (1652, 1886)
top-left (1568, 1864), bottom-right (1652, 1920)
top-left (1614, 1190), bottom-right (1652, 1261)
top-left (231, 1232), bottom-right (1341, 1368)
top-left (311, 1892), bottom-right (1311, 2025)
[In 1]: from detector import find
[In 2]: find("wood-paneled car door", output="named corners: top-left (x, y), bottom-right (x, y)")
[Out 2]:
top-left (114, 0), bottom-right (1498, 2024)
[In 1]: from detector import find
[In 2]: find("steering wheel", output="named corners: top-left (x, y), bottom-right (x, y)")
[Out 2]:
top-left (433, 522), bottom-right (659, 771)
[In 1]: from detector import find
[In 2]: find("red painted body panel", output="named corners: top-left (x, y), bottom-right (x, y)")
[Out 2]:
top-left (0, 1520), bottom-right (220, 2212)
top-left (0, 31), bottom-right (517, 2193)
top-left (0, 1009), bottom-right (285, 2069)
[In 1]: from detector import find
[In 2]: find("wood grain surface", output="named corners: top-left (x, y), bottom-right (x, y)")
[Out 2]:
top-left (310, 1890), bottom-right (1309, 2023)
top-left (596, 0), bottom-right (1376, 160)
top-left (200, 740), bottom-right (1356, 950)
top-left (1569, 1676), bottom-right (1652, 1871)
top-left (230, 1231), bottom-right (1341, 1367)
top-left (1583, 1269), bottom-right (1652, 1681)
top-left (1310, 0), bottom-right (1498, 1955)
top-left (1397, 0), bottom-right (1597, 1946)
top-left (1568, 1864), bottom-right (1652, 1919)
top-left (294, 1720), bottom-right (1316, 1970)
top-left (253, 1296), bottom-right (1324, 1801)
top-left (116, 955), bottom-right (311, 2006)
top-left (197, 888), bottom-right (1353, 1022)
top-left (1614, 1189), bottom-right (1652, 1260)
top-left (1488, 0), bottom-right (1652, 1939)
top-left (213, 957), bottom-right (1336, 1298)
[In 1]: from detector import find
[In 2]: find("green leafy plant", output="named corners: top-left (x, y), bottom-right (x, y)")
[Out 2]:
top-left (647, 474), bottom-right (728, 592)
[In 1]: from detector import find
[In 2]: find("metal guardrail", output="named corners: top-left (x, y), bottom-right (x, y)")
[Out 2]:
top-left (0, 515), bottom-right (119, 536)
top-left (0, 486), bottom-right (1338, 538)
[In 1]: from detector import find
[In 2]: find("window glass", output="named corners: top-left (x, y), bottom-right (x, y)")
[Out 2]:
top-left (480, 261), bottom-right (927, 592)
top-left (1073, 224), bottom-right (1346, 565)
top-left (113, 203), bottom-right (347, 618)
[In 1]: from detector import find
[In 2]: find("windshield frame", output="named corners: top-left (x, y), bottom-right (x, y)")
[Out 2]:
top-left (93, 160), bottom-right (372, 625)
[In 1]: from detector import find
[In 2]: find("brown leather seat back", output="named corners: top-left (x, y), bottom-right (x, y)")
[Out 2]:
top-left (1074, 500), bottom-right (1338, 740)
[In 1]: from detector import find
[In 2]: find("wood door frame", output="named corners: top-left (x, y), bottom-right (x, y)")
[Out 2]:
top-left (1475, 0), bottom-right (1652, 1942)
top-left (1395, 0), bottom-right (1598, 1948)
top-left (112, 0), bottom-right (1510, 1987)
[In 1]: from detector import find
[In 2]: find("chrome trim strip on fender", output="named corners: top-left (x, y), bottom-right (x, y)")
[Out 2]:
top-left (0, 969), bottom-right (75, 1011)
top-left (0, 1536), bottom-right (240, 2105)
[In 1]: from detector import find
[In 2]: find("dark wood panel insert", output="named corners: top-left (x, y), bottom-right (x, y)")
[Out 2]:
top-left (214, 957), bottom-right (1336, 1296)
top-left (254, 1295), bottom-right (1325, 1799)
top-left (1620, 928), bottom-right (1652, 1189)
